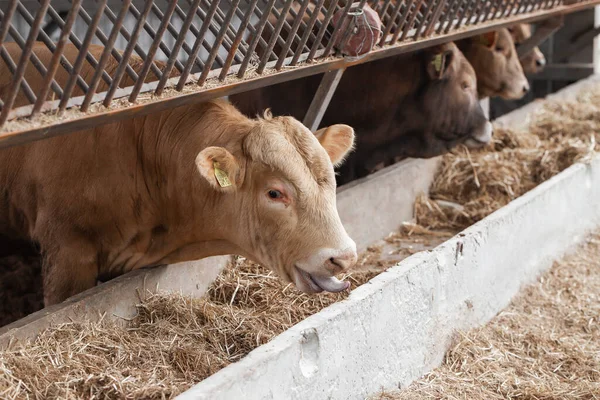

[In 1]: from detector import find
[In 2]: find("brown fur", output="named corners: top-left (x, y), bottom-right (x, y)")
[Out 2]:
top-left (457, 28), bottom-right (529, 100)
top-left (0, 43), bottom-right (355, 305)
top-left (508, 24), bottom-right (546, 75)
top-left (231, 42), bottom-right (489, 183)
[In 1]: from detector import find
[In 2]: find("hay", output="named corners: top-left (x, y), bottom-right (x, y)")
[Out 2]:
top-left (375, 230), bottom-right (600, 400)
top-left (415, 88), bottom-right (600, 231)
top-left (2, 82), bottom-right (600, 399)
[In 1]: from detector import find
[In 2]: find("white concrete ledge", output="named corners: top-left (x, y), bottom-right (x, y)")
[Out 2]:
top-left (179, 155), bottom-right (600, 400)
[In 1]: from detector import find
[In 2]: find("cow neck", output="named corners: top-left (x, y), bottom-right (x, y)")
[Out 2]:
top-left (130, 101), bottom-right (252, 263)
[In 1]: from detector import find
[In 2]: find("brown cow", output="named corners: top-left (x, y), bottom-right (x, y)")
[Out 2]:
top-left (0, 43), bottom-right (358, 305)
top-left (231, 42), bottom-right (492, 183)
top-left (508, 24), bottom-right (546, 75)
top-left (457, 29), bottom-right (529, 100)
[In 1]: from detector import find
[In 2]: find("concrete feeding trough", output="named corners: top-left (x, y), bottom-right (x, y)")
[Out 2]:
top-left (1, 75), bottom-right (599, 398)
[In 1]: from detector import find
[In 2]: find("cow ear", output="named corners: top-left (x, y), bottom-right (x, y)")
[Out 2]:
top-left (196, 147), bottom-right (242, 191)
top-left (427, 50), bottom-right (453, 80)
top-left (315, 124), bottom-right (355, 166)
top-left (476, 31), bottom-right (498, 48)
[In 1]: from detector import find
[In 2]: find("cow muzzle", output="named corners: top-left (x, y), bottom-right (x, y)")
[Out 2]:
top-left (465, 121), bottom-right (493, 149)
top-left (293, 244), bottom-right (357, 294)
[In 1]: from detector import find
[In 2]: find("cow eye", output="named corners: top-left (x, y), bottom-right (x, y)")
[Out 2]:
top-left (268, 189), bottom-right (283, 200)
top-left (495, 46), bottom-right (505, 52)
top-left (461, 82), bottom-right (469, 90)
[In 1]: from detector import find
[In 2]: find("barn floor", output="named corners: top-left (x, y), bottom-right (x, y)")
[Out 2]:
top-left (373, 230), bottom-right (600, 400)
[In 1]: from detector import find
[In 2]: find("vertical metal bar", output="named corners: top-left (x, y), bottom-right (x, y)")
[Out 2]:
top-left (0, 47), bottom-right (36, 105)
top-left (292, 0), bottom-right (326, 65)
top-left (453, 0), bottom-right (475, 30)
top-left (399, 0), bottom-right (425, 42)
top-left (178, 0), bottom-right (220, 89)
top-left (276, 0), bottom-right (312, 70)
top-left (424, 0), bottom-right (445, 37)
top-left (303, 68), bottom-right (345, 132)
top-left (156, 0), bottom-right (202, 95)
top-left (130, 0), bottom-right (178, 102)
top-left (387, 0), bottom-right (413, 44)
top-left (0, 0), bottom-right (50, 125)
top-left (0, 0), bottom-right (18, 48)
top-left (104, 0), bottom-right (154, 107)
top-left (198, 0), bottom-right (240, 85)
top-left (443, 0), bottom-right (462, 33)
top-left (31, 0), bottom-right (82, 117)
top-left (59, 0), bottom-right (107, 114)
top-left (323, 0), bottom-right (353, 57)
top-left (237, 0), bottom-right (277, 78)
top-left (413, 0), bottom-right (432, 39)
top-left (148, 4), bottom-right (191, 72)
top-left (307, 0), bottom-right (339, 61)
top-left (219, 0), bottom-right (259, 80)
top-left (81, 0), bottom-right (132, 112)
top-left (257, 0), bottom-right (295, 74)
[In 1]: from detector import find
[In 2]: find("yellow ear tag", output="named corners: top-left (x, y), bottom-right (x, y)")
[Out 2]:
top-left (213, 162), bottom-right (232, 188)
top-left (432, 53), bottom-right (443, 73)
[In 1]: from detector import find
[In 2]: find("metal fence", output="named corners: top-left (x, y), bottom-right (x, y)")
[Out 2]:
top-left (0, 0), bottom-right (598, 144)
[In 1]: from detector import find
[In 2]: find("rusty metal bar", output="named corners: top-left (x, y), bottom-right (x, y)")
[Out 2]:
top-left (0, 0), bottom-right (50, 125)
top-left (59, 0), bottom-right (107, 114)
top-left (0, 0), bottom-right (18, 48)
top-left (131, 0), bottom-right (178, 102)
top-left (414, 0), bottom-right (433, 39)
top-left (147, 3), bottom-right (189, 72)
top-left (292, 0), bottom-right (327, 65)
top-left (424, 0), bottom-right (445, 37)
top-left (0, 47), bottom-right (36, 106)
top-left (237, 0), bottom-right (277, 77)
top-left (307, 0), bottom-right (339, 61)
top-left (31, 0), bottom-right (82, 117)
top-left (303, 68), bottom-right (345, 131)
top-left (178, 0), bottom-right (221, 89)
top-left (257, 0), bottom-right (295, 74)
top-left (198, 0), bottom-right (241, 85)
top-left (392, 0), bottom-right (416, 42)
top-left (399, 0), bottom-right (425, 42)
top-left (156, 0), bottom-right (202, 95)
top-left (198, 0), bottom-right (245, 64)
top-left (219, 0), bottom-right (259, 80)
top-left (103, 0), bottom-right (154, 107)
top-left (443, 0), bottom-right (462, 33)
top-left (276, 0), bottom-right (312, 70)
top-left (81, 0), bottom-right (132, 112)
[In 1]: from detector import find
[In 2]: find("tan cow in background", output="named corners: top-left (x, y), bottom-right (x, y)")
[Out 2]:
top-left (457, 28), bottom-right (530, 100)
top-left (509, 23), bottom-right (547, 75)
top-left (0, 43), bottom-right (358, 305)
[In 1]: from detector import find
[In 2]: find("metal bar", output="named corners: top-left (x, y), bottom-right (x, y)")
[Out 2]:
top-left (519, 15), bottom-right (563, 57)
top-left (0, 47), bottom-right (36, 105)
top-left (178, 0), bottom-right (220, 89)
top-left (531, 63), bottom-right (594, 80)
top-left (414, 0), bottom-right (433, 39)
top-left (443, 0), bottom-right (462, 33)
top-left (399, 0), bottom-right (425, 42)
top-left (131, 0), bottom-right (178, 102)
top-left (292, 0), bottom-right (327, 65)
top-left (424, 0), bottom-right (446, 37)
top-left (156, 0), bottom-right (202, 95)
top-left (323, 0), bottom-right (353, 56)
top-left (0, 0), bottom-right (18, 48)
top-left (147, 4), bottom-right (189, 72)
top-left (19, 4), bottom-right (90, 94)
top-left (0, 0), bottom-right (50, 125)
top-left (554, 19), bottom-right (597, 61)
top-left (198, 0), bottom-right (241, 85)
top-left (237, 0), bottom-right (277, 77)
top-left (257, 0), bottom-right (295, 74)
top-left (59, 0), bottom-right (107, 114)
top-left (81, 0), bottom-right (132, 112)
top-left (103, 0), bottom-right (154, 107)
top-left (276, 0), bottom-right (312, 70)
top-left (219, 0), bottom-right (259, 80)
top-left (31, 0), bottom-right (82, 117)
top-left (198, 0), bottom-right (245, 64)
top-left (303, 68), bottom-right (345, 132)
top-left (308, 0), bottom-right (340, 60)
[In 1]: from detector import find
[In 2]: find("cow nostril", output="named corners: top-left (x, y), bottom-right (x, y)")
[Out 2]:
top-left (523, 84), bottom-right (530, 93)
top-left (536, 59), bottom-right (546, 67)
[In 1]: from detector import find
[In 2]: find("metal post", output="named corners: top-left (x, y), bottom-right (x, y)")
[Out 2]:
top-left (303, 68), bottom-right (345, 132)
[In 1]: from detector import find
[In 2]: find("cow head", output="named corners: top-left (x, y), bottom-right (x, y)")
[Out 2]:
top-left (508, 24), bottom-right (546, 75)
top-left (458, 29), bottom-right (529, 100)
top-left (196, 113), bottom-right (357, 294)
top-left (393, 42), bottom-right (492, 158)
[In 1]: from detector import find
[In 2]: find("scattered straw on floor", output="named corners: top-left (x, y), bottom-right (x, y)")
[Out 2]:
top-left (374, 230), bottom-right (600, 400)
top-left (416, 88), bottom-right (599, 231)
top-left (2, 83), bottom-right (600, 400)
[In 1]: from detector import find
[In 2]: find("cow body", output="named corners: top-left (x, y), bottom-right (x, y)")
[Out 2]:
top-left (231, 42), bottom-right (492, 183)
top-left (0, 43), bottom-right (357, 305)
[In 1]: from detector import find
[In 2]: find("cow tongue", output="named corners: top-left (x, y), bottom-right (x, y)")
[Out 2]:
top-left (310, 274), bottom-right (350, 293)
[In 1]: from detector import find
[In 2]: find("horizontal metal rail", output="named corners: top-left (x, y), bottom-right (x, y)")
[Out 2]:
top-left (0, 0), bottom-right (598, 148)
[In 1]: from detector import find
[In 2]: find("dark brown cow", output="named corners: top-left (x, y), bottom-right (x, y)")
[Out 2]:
top-left (0, 43), bottom-right (358, 305)
top-left (457, 29), bottom-right (530, 100)
top-left (231, 42), bottom-right (492, 183)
